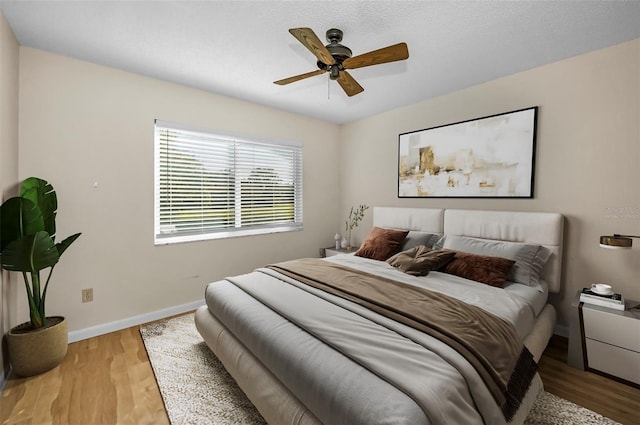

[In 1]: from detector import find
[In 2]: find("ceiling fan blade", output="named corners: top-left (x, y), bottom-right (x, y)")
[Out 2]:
top-left (343, 42), bottom-right (409, 70)
top-left (336, 71), bottom-right (364, 97)
top-left (274, 69), bottom-right (326, 85)
top-left (289, 27), bottom-right (336, 65)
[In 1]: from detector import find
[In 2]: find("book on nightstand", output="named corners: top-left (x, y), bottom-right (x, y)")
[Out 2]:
top-left (579, 288), bottom-right (625, 311)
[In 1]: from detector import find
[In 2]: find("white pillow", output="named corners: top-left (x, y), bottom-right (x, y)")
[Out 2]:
top-left (438, 234), bottom-right (551, 289)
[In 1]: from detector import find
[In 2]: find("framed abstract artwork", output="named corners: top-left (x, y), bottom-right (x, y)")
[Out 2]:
top-left (398, 107), bottom-right (537, 198)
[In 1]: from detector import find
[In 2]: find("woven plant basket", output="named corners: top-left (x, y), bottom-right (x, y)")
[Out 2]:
top-left (7, 316), bottom-right (68, 377)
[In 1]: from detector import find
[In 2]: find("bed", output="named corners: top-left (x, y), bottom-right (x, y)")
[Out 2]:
top-left (195, 207), bottom-right (564, 425)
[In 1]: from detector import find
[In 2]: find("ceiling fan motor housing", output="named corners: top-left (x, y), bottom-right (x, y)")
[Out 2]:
top-left (317, 28), bottom-right (352, 79)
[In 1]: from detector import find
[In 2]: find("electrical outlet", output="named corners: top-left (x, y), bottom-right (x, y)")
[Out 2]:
top-left (82, 288), bottom-right (93, 303)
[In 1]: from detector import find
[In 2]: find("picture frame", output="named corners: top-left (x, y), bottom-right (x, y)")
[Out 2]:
top-left (398, 107), bottom-right (537, 198)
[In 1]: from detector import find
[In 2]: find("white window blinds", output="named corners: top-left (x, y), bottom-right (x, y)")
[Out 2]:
top-left (154, 120), bottom-right (303, 244)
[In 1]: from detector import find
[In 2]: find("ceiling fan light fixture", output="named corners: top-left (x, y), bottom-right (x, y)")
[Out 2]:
top-left (330, 65), bottom-right (340, 80)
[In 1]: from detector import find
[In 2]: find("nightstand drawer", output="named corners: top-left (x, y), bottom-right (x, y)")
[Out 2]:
top-left (583, 307), bottom-right (640, 352)
top-left (585, 338), bottom-right (640, 384)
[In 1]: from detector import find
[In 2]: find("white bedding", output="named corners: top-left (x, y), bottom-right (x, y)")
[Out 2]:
top-left (209, 261), bottom-right (543, 425)
top-left (195, 208), bottom-right (563, 425)
top-left (324, 253), bottom-right (547, 339)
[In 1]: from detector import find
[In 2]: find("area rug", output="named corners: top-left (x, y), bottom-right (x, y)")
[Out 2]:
top-left (140, 314), bottom-right (620, 425)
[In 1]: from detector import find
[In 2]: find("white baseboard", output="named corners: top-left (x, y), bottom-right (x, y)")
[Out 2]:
top-left (67, 299), bottom-right (205, 343)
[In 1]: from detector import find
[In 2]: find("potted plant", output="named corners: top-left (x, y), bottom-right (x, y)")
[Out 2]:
top-left (0, 177), bottom-right (81, 377)
top-left (344, 204), bottom-right (369, 251)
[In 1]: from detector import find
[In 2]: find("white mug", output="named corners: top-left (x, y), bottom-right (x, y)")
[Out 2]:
top-left (591, 283), bottom-right (613, 294)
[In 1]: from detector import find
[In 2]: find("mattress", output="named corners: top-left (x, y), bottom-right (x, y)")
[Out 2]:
top-left (200, 255), bottom-right (547, 425)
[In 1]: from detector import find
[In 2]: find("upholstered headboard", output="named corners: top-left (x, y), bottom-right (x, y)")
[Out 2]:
top-left (373, 207), bottom-right (444, 233)
top-left (373, 207), bottom-right (564, 293)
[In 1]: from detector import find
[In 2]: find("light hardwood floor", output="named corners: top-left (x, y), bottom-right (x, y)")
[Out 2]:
top-left (1, 325), bottom-right (169, 425)
top-left (537, 335), bottom-right (640, 425)
top-left (1, 323), bottom-right (639, 425)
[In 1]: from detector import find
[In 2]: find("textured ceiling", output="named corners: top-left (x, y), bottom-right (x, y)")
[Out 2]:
top-left (2, 1), bottom-right (640, 124)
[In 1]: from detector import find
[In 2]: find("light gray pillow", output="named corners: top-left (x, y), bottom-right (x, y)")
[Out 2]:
top-left (439, 234), bottom-right (551, 289)
top-left (399, 231), bottom-right (441, 252)
top-left (432, 234), bottom-right (446, 250)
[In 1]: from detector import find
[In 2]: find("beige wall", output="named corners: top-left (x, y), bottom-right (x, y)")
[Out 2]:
top-left (17, 47), bottom-right (341, 333)
top-left (9, 33), bottom-right (640, 338)
top-left (339, 38), bottom-right (640, 332)
top-left (0, 11), bottom-right (20, 383)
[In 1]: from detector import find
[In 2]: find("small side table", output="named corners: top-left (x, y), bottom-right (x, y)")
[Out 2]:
top-left (321, 247), bottom-right (357, 257)
top-left (568, 289), bottom-right (640, 386)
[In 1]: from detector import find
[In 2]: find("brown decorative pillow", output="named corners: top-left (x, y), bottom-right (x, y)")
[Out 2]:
top-left (386, 246), bottom-right (456, 276)
top-left (355, 227), bottom-right (409, 261)
top-left (441, 250), bottom-right (516, 287)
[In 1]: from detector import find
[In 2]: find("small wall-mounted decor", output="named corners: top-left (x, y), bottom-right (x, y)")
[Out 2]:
top-left (398, 107), bottom-right (537, 198)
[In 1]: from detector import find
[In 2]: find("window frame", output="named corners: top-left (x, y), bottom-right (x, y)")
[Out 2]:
top-left (154, 120), bottom-right (303, 245)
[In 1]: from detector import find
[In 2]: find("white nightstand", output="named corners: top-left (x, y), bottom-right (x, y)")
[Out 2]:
top-left (578, 294), bottom-right (640, 386)
top-left (322, 247), bottom-right (357, 257)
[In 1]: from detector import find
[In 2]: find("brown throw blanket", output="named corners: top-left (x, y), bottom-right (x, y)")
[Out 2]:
top-left (267, 258), bottom-right (537, 421)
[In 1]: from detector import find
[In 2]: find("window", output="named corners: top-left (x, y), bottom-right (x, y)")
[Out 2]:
top-left (154, 120), bottom-right (303, 244)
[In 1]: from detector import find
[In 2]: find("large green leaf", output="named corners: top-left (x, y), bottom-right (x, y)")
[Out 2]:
top-left (56, 232), bottom-right (81, 257)
top-left (0, 197), bottom-right (45, 252)
top-left (20, 177), bottom-right (57, 238)
top-left (0, 231), bottom-right (59, 273)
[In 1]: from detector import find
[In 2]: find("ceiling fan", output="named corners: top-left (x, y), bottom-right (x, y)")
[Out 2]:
top-left (274, 27), bottom-right (409, 97)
